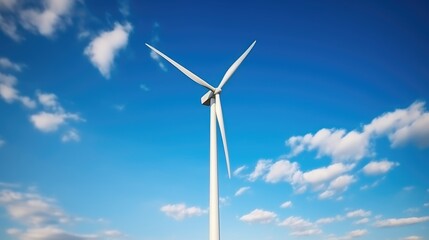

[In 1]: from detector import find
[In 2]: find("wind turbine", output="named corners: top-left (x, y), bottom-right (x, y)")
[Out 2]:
top-left (146, 41), bottom-right (256, 240)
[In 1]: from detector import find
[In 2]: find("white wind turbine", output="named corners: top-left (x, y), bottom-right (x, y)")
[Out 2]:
top-left (146, 41), bottom-right (256, 240)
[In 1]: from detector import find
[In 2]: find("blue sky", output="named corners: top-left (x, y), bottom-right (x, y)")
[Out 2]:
top-left (0, 0), bottom-right (429, 239)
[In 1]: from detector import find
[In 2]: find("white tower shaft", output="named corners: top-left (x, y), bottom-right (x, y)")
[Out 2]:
top-left (209, 97), bottom-right (220, 240)
top-left (145, 41), bottom-right (256, 240)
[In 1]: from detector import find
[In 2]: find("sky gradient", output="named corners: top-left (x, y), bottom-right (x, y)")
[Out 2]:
top-left (0, 0), bottom-right (429, 240)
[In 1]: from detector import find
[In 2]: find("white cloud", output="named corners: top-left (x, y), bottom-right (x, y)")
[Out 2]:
top-left (0, 57), bottom-right (23, 71)
top-left (365, 101), bottom-right (429, 148)
top-left (316, 215), bottom-right (344, 225)
top-left (390, 112), bottom-right (429, 148)
top-left (347, 209), bottom-right (372, 218)
top-left (291, 229), bottom-right (322, 236)
top-left (84, 22), bottom-right (132, 79)
top-left (61, 129), bottom-right (80, 142)
top-left (278, 216), bottom-right (321, 236)
top-left (19, 0), bottom-right (75, 37)
top-left (0, 138), bottom-right (4, 147)
top-left (280, 201), bottom-right (292, 208)
top-left (234, 186), bottom-right (250, 197)
top-left (329, 175), bottom-right (355, 190)
top-left (30, 111), bottom-right (81, 132)
top-left (0, 72), bottom-right (36, 108)
top-left (287, 128), bottom-right (370, 162)
top-left (403, 236), bottom-right (423, 240)
top-left (31, 91), bottom-right (83, 136)
top-left (265, 159), bottom-right (302, 184)
top-left (0, 189), bottom-right (69, 226)
top-left (160, 203), bottom-right (207, 220)
top-left (0, 186), bottom-right (127, 240)
top-left (424, 203), bottom-right (429, 207)
top-left (287, 101), bottom-right (429, 162)
top-left (328, 229), bottom-right (368, 240)
top-left (0, 75), bottom-right (18, 101)
top-left (303, 163), bottom-right (354, 185)
top-left (319, 174), bottom-right (356, 200)
top-left (103, 229), bottom-right (126, 238)
top-left (347, 229), bottom-right (368, 238)
top-left (7, 226), bottom-right (99, 240)
top-left (354, 218), bottom-right (369, 225)
top-left (363, 160), bottom-right (399, 175)
top-left (37, 91), bottom-right (61, 110)
top-left (248, 159), bottom-right (272, 181)
top-left (249, 159), bottom-right (357, 198)
top-left (233, 165), bottom-right (247, 177)
top-left (7, 226), bottom-right (126, 240)
top-left (403, 186), bottom-right (415, 191)
top-left (374, 216), bottom-right (429, 227)
top-left (240, 209), bottom-right (277, 224)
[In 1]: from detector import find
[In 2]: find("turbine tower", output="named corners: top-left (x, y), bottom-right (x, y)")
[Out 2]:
top-left (146, 41), bottom-right (256, 240)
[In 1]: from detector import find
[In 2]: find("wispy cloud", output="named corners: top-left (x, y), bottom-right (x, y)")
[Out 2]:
top-left (328, 229), bottom-right (368, 240)
top-left (233, 165), bottom-right (247, 177)
top-left (148, 22), bottom-right (167, 72)
top-left (360, 177), bottom-right (385, 191)
top-left (374, 216), bottom-right (429, 227)
top-left (160, 203), bottom-right (207, 220)
top-left (84, 22), bottom-right (133, 78)
top-left (0, 72), bottom-right (36, 108)
top-left (316, 215), bottom-right (344, 225)
top-left (0, 57), bottom-right (24, 72)
top-left (118, 0), bottom-right (130, 17)
top-left (234, 186), bottom-right (250, 197)
top-left (346, 209), bottom-right (372, 218)
top-left (354, 218), bottom-right (369, 225)
top-left (61, 129), bottom-right (80, 142)
top-left (0, 137), bottom-right (4, 147)
top-left (403, 236), bottom-right (423, 240)
top-left (139, 84), bottom-right (150, 92)
top-left (113, 104), bottom-right (125, 111)
top-left (403, 186), bottom-right (415, 191)
top-left (0, 0), bottom-right (77, 41)
top-left (280, 201), bottom-right (292, 208)
top-left (240, 209), bottom-right (277, 224)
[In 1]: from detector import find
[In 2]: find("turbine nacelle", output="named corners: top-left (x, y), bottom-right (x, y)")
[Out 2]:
top-left (201, 88), bottom-right (222, 106)
top-left (201, 90), bottom-right (214, 106)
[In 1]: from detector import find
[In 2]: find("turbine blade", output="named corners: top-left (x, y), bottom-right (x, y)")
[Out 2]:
top-left (145, 43), bottom-right (215, 92)
top-left (217, 40), bottom-right (256, 90)
top-left (215, 94), bottom-right (231, 179)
